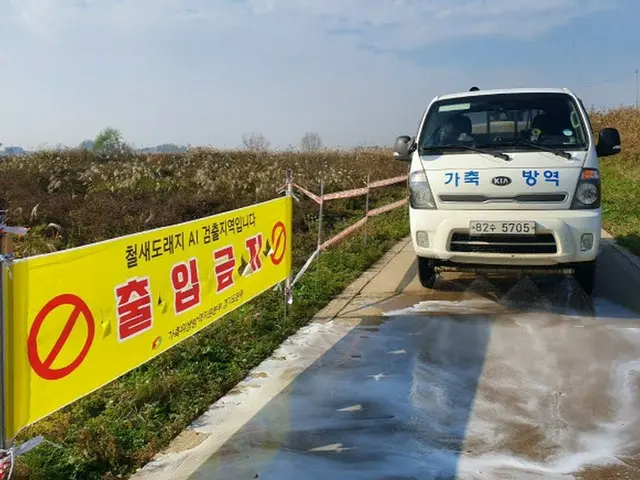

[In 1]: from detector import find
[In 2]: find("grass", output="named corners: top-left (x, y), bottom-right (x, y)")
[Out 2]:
top-left (600, 156), bottom-right (640, 253)
top-left (591, 107), bottom-right (640, 254)
top-left (0, 148), bottom-right (410, 479)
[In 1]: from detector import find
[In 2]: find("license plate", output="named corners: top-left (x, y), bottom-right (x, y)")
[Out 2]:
top-left (469, 221), bottom-right (536, 235)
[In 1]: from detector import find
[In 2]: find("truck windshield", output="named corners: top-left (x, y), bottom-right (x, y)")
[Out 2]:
top-left (418, 92), bottom-right (588, 153)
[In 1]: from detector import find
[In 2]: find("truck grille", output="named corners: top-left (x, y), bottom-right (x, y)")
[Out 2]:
top-left (449, 232), bottom-right (557, 254)
top-left (439, 193), bottom-right (567, 204)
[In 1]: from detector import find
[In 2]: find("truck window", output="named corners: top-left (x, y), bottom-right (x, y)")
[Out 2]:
top-left (578, 97), bottom-right (594, 133)
top-left (419, 92), bottom-right (588, 152)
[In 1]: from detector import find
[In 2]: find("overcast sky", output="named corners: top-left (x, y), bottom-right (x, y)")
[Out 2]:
top-left (1, 0), bottom-right (638, 150)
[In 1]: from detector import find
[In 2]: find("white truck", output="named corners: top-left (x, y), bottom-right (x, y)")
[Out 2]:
top-left (393, 87), bottom-right (621, 295)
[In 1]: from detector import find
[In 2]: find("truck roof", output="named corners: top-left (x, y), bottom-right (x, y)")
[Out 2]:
top-left (435, 87), bottom-right (575, 101)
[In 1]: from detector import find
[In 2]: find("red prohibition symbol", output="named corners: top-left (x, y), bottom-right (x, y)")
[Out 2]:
top-left (270, 221), bottom-right (287, 266)
top-left (27, 294), bottom-right (96, 381)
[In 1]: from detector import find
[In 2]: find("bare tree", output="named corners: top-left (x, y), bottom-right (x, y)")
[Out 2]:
top-left (300, 132), bottom-right (323, 152)
top-left (242, 132), bottom-right (271, 152)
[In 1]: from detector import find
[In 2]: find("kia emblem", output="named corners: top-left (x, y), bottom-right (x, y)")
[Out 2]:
top-left (492, 176), bottom-right (512, 186)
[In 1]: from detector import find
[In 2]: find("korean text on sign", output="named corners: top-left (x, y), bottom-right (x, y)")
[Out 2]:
top-left (445, 171), bottom-right (480, 187)
top-left (5, 196), bottom-right (292, 440)
top-left (522, 169), bottom-right (560, 187)
top-left (124, 213), bottom-right (257, 269)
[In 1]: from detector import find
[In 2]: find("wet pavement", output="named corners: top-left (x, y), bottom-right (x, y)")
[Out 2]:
top-left (135, 238), bottom-right (640, 480)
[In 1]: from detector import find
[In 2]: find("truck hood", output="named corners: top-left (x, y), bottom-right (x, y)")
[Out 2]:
top-left (417, 150), bottom-right (587, 211)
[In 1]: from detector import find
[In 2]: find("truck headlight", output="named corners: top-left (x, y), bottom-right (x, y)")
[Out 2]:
top-left (409, 170), bottom-right (436, 209)
top-left (571, 168), bottom-right (600, 209)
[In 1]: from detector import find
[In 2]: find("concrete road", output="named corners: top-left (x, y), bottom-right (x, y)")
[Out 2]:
top-left (133, 236), bottom-right (640, 480)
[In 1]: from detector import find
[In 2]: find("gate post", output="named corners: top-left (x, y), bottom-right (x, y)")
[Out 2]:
top-left (0, 209), bottom-right (10, 452)
top-left (284, 170), bottom-right (293, 306)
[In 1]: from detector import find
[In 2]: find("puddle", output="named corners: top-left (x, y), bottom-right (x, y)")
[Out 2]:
top-left (384, 298), bottom-right (504, 317)
top-left (455, 290), bottom-right (640, 478)
top-left (459, 351), bottom-right (640, 477)
top-left (385, 273), bottom-right (599, 319)
top-left (383, 272), bottom-right (640, 478)
top-left (357, 326), bottom-right (380, 332)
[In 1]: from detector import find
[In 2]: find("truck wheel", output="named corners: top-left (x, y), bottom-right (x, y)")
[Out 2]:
top-left (418, 257), bottom-right (437, 289)
top-left (573, 260), bottom-right (596, 295)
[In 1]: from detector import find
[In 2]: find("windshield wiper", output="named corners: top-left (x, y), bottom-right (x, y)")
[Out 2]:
top-left (420, 144), bottom-right (511, 161)
top-left (486, 140), bottom-right (572, 160)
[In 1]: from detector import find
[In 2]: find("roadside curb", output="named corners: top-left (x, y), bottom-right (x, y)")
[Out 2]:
top-left (312, 236), bottom-right (412, 321)
top-left (601, 229), bottom-right (640, 272)
top-left (597, 229), bottom-right (640, 314)
top-left (130, 236), bottom-right (412, 480)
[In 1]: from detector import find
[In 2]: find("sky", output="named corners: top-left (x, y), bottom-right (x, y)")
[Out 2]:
top-left (0, 0), bottom-right (638, 150)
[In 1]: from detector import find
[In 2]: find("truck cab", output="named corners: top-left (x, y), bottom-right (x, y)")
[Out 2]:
top-left (393, 87), bottom-right (621, 295)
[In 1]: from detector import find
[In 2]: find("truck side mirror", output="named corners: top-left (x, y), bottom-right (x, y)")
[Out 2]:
top-left (596, 127), bottom-right (621, 157)
top-left (393, 135), bottom-right (414, 161)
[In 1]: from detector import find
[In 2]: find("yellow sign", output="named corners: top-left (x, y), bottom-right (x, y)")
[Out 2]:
top-left (4, 197), bottom-right (292, 440)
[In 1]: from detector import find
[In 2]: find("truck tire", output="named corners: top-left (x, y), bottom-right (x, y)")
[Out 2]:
top-left (574, 260), bottom-right (596, 295)
top-left (418, 257), bottom-right (437, 289)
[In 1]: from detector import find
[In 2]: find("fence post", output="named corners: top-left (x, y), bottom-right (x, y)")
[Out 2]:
top-left (284, 170), bottom-right (293, 306)
top-left (0, 209), bottom-right (9, 452)
top-left (363, 174), bottom-right (371, 246)
top-left (316, 179), bottom-right (325, 259)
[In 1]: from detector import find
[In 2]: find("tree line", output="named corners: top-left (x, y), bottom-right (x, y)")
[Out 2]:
top-left (78, 128), bottom-right (325, 155)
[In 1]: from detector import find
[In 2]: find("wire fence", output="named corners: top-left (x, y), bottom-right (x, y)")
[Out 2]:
top-left (284, 170), bottom-right (408, 300)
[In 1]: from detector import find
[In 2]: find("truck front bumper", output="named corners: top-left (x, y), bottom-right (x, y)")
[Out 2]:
top-left (410, 209), bottom-right (600, 266)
